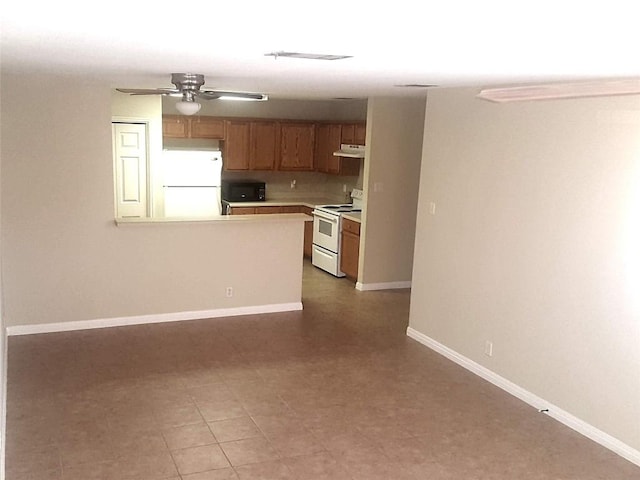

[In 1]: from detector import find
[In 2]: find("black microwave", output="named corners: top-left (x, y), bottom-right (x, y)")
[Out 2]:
top-left (221, 180), bottom-right (266, 202)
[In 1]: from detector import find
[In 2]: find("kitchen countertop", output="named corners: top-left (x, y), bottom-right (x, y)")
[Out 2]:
top-left (223, 196), bottom-right (346, 209)
top-left (342, 212), bottom-right (362, 223)
top-left (222, 196), bottom-right (363, 223)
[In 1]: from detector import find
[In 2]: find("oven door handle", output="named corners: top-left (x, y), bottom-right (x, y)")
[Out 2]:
top-left (313, 211), bottom-right (339, 223)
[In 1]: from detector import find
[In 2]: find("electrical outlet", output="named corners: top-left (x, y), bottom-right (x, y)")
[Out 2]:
top-left (429, 202), bottom-right (436, 215)
top-left (290, 179), bottom-right (296, 189)
top-left (343, 184), bottom-right (347, 192)
top-left (226, 287), bottom-right (233, 298)
top-left (484, 341), bottom-right (493, 357)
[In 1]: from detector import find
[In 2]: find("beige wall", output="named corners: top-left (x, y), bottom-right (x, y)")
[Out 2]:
top-left (0, 71), bottom-right (5, 477)
top-left (0, 73), bottom-right (304, 328)
top-left (410, 88), bottom-right (640, 452)
top-left (359, 97), bottom-right (425, 285)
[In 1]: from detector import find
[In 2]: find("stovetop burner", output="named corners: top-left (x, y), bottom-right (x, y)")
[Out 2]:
top-left (315, 189), bottom-right (364, 216)
top-left (316, 204), bottom-right (361, 214)
top-left (323, 204), bottom-right (359, 210)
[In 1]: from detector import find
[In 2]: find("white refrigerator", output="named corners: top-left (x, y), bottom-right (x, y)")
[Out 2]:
top-left (162, 149), bottom-right (223, 217)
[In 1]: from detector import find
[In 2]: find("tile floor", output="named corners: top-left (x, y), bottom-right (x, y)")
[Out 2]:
top-left (5, 260), bottom-right (640, 479)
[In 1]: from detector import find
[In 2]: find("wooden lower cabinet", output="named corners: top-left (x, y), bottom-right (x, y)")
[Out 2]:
top-left (301, 206), bottom-right (314, 258)
top-left (340, 218), bottom-right (361, 279)
top-left (228, 204), bottom-right (314, 258)
top-left (281, 205), bottom-right (302, 213)
top-left (228, 206), bottom-right (256, 215)
top-left (255, 206), bottom-right (283, 214)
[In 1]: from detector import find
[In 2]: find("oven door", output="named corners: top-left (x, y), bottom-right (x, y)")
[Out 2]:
top-left (312, 210), bottom-right (340, 253)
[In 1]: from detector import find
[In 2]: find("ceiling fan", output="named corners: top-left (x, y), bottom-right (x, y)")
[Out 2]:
top-left (116, 73), bottom-right (268, 115)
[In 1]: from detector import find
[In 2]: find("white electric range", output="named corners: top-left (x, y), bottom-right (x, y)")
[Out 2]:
top-left (311, 189), bottom-right (363, 277)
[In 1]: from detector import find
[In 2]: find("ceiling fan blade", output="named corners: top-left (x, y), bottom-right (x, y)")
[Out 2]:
top-left (198, 90), bottom-right (268, 101)
top-left (117, 75), bottom-right (268, 104)
top-left (116, 88), bottom-right (179, 96)
top-left (196, 91), bottom-right (221, 100)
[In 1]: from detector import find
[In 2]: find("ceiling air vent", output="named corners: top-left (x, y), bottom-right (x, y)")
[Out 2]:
top-left (265, 51), bottom-right (352, 60)
top-left (395, 84), bottom-right (438, 88)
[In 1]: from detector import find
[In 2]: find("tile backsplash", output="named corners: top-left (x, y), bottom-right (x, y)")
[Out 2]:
top-left (223, 169), bottom-right (361, 203)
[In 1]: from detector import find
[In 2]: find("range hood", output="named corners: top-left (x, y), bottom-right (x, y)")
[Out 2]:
top-left (333, 144), bottom-right (365, 158)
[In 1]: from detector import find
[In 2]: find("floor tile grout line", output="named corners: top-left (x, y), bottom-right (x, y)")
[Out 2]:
top-left (6, 261), bottom-right (640, 479)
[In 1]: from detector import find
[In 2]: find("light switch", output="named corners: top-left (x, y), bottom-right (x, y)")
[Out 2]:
top-left (429, 202), bottom-right (436, 215)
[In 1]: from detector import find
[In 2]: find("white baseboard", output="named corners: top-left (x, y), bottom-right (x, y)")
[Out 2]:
top-left (6, 303), bottom-right (303, 336)
top-left (406, 327), bottom-right (640, 468)
top-left (356, 280), bottom-right (411, 291)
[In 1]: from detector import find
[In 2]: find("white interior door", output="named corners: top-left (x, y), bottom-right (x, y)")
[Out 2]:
top-left (113, 123), bottom-right (148, 218)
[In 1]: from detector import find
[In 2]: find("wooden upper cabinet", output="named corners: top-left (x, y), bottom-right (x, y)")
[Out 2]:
top-left (279, 123), bottom-right (315, 171)
top-left (341, 124), bottom-right (354, 144)
top-left (315, 123), bottom-right (360, 176)
top-left (163, 115), bottom-right (225, 139)
top-left (164, 115), bottom-right (365, 173)
top-left (223, 120), bottom-right (278, 171)
top-left (354, 123), bottom-right (366, 145)
top-left (250, 121), bottom-right (278, 170)
top-left (223, 120), bottom-right (251, 170)
top-left (313, 124), bottom-right (330, 173)
top-left (326, 124), bottom-right (344, 174)
top-left (341, 122), bottom-right (366, 145)
top-left (314, 124), bottom-right (343, 174)
top-left (162, 115), bottom-right (189, 138)
top-left (190, 116), bottom-right (225, 139)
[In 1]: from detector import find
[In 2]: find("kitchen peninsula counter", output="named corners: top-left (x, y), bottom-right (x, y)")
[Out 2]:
top-left (115, 213), bottom-right (311, 226)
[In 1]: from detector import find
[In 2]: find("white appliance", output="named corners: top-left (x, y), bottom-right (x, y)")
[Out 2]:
top-left (333, 144), bottom-right (365, 158)
top-left (162, 149), bottom-right (222, 217)
top-left (312, 188), bottom-right (363, 277)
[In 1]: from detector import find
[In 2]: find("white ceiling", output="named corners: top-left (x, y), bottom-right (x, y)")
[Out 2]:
top-left (2, 1), bottom-right (639, 100)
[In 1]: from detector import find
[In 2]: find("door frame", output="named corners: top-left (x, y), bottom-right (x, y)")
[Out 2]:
top-left (111, 117), bottom-right (152, 218)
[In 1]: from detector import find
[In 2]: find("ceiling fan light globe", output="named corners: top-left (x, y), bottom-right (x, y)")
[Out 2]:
top-left (175, 101), bottom-right (201, 115)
